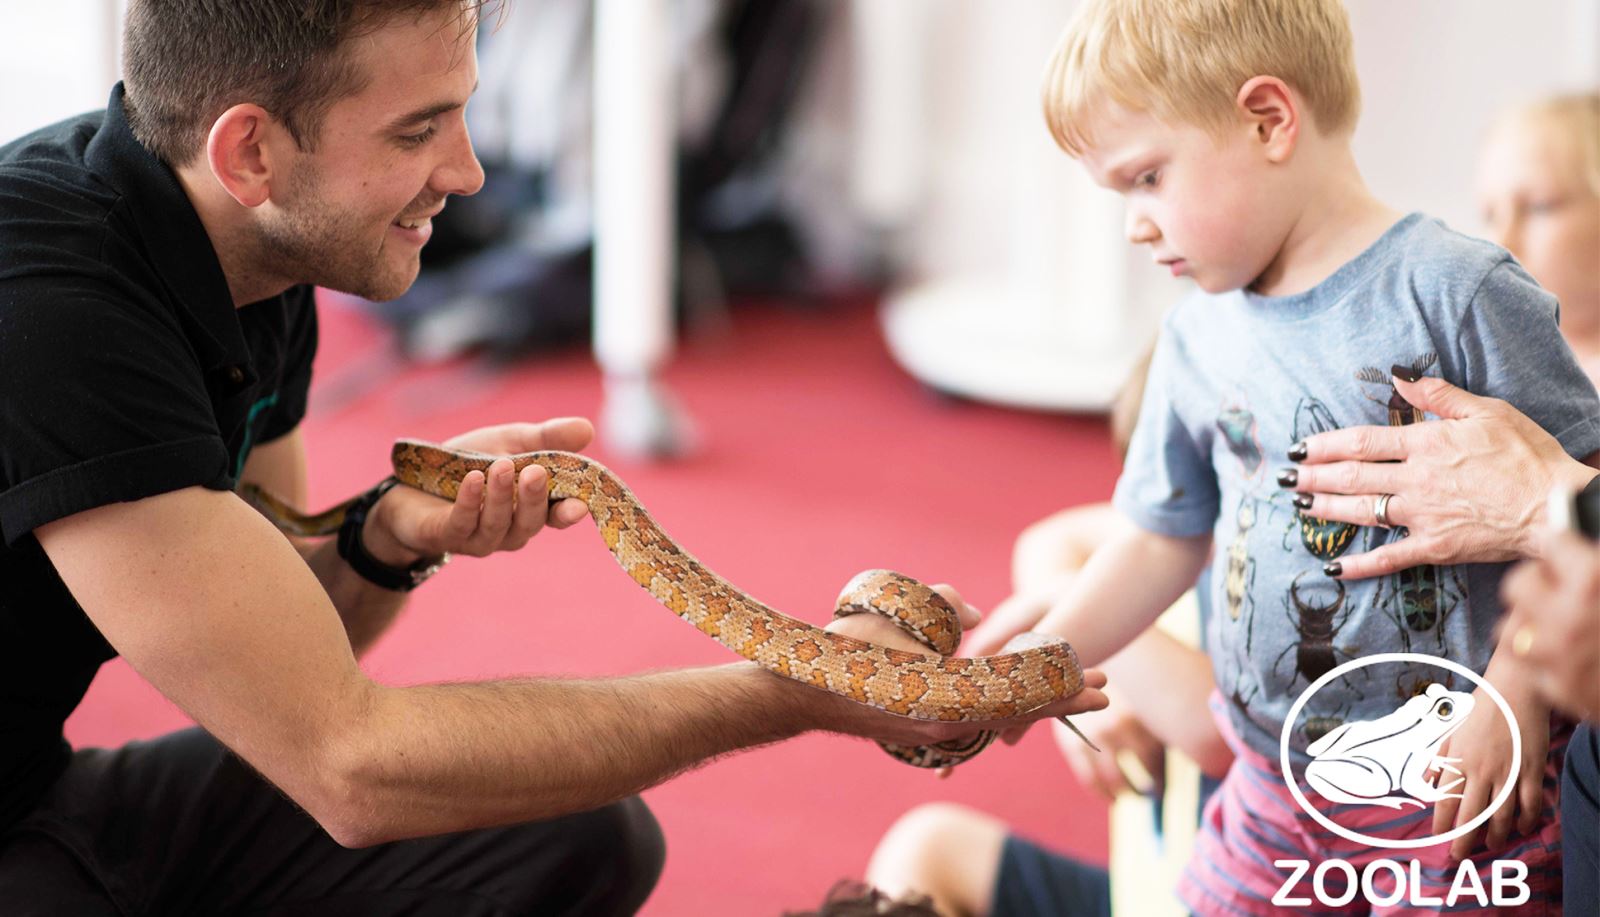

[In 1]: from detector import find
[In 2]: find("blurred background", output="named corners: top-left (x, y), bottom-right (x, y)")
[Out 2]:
top-left (3, 1), bottom-right (1595, 914)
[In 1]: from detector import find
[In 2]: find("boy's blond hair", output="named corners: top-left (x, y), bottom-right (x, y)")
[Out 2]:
top-left (1493, 92), bottom-right (1600, 195)
top-left (1042, 0), bottom-right (1361, 156)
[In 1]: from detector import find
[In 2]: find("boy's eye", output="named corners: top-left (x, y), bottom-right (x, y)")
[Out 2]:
top-left (397, 125), bottom-right (438, 148)
top-left (1135, 170), bottom-right (1160, 189)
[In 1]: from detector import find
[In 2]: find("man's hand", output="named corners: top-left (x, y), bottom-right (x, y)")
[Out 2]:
top-left (1431, 667), bottom-right (1549, 860)
top-left (816, 586), bottom-right (1109, 751)
top-left (362, 418), bottom-right (595, 565)
top-left (1498, 532), bottom-right (1600, 721)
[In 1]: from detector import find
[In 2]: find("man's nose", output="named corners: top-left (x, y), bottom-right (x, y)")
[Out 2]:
top-left (435, 126), bottom-right (486, 198)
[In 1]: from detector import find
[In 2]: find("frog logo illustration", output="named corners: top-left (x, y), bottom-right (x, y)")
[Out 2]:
top-left (1279, 653), bottom-right (1522, 851)
top-left (1304, 683), bottom-right (1470, 810)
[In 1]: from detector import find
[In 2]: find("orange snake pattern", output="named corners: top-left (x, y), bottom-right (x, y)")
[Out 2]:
top-left (247, 439), bottom-right (1087, 768)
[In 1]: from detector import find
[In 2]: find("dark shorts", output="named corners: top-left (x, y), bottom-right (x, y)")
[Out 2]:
top-left (1564, 721), bottom-right (1600, 917)
top-left (989, 834), bottom-right (1112, 917)
top-left (0, 728), bottom-right (664, 916)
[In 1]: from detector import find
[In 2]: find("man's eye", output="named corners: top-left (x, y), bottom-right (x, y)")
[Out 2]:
top-left (398, 126), bottom-right (438, 148)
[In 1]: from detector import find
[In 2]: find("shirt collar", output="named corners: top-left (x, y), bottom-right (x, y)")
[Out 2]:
top-left (84, 83), bottom-right (252, 373)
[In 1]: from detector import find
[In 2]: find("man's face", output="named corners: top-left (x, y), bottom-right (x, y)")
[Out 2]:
top-left (256, 8), bottom-right (485, 302)
top-left (1077, 102), bottom-right (1288, 295)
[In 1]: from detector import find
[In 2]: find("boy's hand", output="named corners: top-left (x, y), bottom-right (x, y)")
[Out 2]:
top-left (1431, 668), bottom-right (1549, 860)
top-left (964, 590), bottom-right (1055, 657)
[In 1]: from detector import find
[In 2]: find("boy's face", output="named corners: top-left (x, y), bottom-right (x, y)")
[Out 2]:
top-left (1077, 102), bottom-right (1291, 294)
top-left (255, 7), bottom-right (485, 302)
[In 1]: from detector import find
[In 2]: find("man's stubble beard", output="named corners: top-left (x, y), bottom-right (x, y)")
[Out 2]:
top-left (256, 163), bottom-right (420, 303)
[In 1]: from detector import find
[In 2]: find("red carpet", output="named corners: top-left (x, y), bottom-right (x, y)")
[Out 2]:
top-left (64, 296), bottom-right (1121, 915)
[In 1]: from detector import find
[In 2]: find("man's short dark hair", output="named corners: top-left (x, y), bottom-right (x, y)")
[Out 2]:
top-left (122, 1), bottom-right (491, 166)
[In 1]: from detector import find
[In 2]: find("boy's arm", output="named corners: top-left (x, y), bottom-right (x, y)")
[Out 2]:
top-left (1033, 524), bottom-right (1211, 668)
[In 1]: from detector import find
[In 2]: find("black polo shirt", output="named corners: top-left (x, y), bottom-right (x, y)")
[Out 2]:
top-left (0, 84), bottom-right (318, 830)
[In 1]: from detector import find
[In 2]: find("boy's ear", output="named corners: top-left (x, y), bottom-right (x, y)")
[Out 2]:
top-left (1235, 76), bottom-right (1298, 163)
top-left (204, 103), bottom-right (285, 209)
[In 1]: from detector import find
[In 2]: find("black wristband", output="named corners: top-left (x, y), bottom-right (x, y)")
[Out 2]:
top-left (336, 477), bottom-right (449, 592)
top-left (1577, 472), bottom-right (1600, 540)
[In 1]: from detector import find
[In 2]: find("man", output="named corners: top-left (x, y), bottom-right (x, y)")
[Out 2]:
top-left (0, 2), bottom-right (1107, 914)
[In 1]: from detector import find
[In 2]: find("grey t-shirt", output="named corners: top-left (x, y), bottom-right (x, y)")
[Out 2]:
top-left (1112, 212), bottom-right (1600, 765)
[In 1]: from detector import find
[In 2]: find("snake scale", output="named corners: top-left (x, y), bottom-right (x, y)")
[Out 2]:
top-left (243, 439), bottom-right (1089, 769)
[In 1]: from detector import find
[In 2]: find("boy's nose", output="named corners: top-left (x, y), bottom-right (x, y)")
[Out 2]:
top-left (1125, 210), bottom-right (1159, 245)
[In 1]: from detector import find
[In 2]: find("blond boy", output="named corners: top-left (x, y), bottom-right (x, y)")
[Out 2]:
top-left (1017, 0), bottom-right (1600, 912)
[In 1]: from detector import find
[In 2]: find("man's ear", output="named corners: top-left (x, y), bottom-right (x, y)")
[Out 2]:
top-left (1236, 76), bottom-right (1298, 163)
top-left (204, 104), bottom-right (283, 208)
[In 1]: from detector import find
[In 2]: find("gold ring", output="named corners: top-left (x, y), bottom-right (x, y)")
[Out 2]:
top-left (1374, 493), bottom-right (1396, 529)
top-left (1511, 624), bottom-right (1535, 657)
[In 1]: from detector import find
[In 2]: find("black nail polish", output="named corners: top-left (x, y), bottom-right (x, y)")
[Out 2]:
top-left (1287, 442), bottom-right (1308, 462)
top-left (1277, 468), bottom-right (1298, 488)
top-left (1294, 494), bottom-right (1313, 510)
top-left (1323, 561), bottom-right (1342, 577)
top-left (1391, 363), bottom-right (1421, 383)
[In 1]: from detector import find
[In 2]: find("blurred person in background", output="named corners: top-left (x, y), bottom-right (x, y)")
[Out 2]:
top-left (1475, 92), bottom-right (1600, 384)
top-left (0, 2), bottom-right (1106, 914)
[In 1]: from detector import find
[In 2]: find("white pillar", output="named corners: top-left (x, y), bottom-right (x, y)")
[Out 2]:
top-left (592, 0), bottom-right (694, 457)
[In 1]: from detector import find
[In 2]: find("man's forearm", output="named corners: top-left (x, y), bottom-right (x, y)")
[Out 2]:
top-left (325, 662), bottom-right (811, 846)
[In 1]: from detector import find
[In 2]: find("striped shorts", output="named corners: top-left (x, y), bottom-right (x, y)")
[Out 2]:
top-left (1178, 691), bottom-right (1568, 916)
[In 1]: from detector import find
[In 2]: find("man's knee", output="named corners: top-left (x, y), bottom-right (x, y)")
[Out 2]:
top-left (572, 796), bottom-right (665, 914)
top-left (607, 796), bottom-right (666, 900)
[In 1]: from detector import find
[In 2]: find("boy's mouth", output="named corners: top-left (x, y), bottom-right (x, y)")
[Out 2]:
top-left (1159, 257), bottom-right (1188, 276)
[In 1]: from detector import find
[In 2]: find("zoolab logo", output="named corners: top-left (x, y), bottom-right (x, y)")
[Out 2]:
top-left (1272, 653), bottom-right (1530, 909)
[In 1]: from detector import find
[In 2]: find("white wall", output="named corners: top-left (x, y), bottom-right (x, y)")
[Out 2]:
top-left (2, 1), bottom-right (1593, 271)
top-left (867, 0), bottom-right (1599, 281)
top-left (0, 0), bottom-right (123, 144)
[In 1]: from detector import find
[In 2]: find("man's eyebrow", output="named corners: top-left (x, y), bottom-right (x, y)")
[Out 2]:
top-left (383, 80), bottom-right (480, 132)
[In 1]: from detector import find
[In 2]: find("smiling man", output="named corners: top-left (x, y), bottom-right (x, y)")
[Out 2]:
top-left (0, 2), bottom-right (1107, 914)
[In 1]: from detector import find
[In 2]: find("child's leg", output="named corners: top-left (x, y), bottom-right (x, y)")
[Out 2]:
top-left (865, 802), bottom-right (1111, 917)
top-left (866, 802), bottom-right (1010, 916)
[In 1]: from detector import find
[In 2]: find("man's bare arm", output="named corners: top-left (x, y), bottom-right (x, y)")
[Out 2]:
top-left (39, 486), bottom-right (1106, 847)
top-left (239, 429), bottom-right (409, 654)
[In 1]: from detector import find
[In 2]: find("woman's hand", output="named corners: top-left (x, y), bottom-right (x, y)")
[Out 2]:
top-left (1432, 664), bottom-right (1550, 860)
top-left (1498, 532), bottom-right (1600, 720)
top-left (1283, 371), bottom-right (1598, 579)
top-left (363, 418), bottom-right (596, 564)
